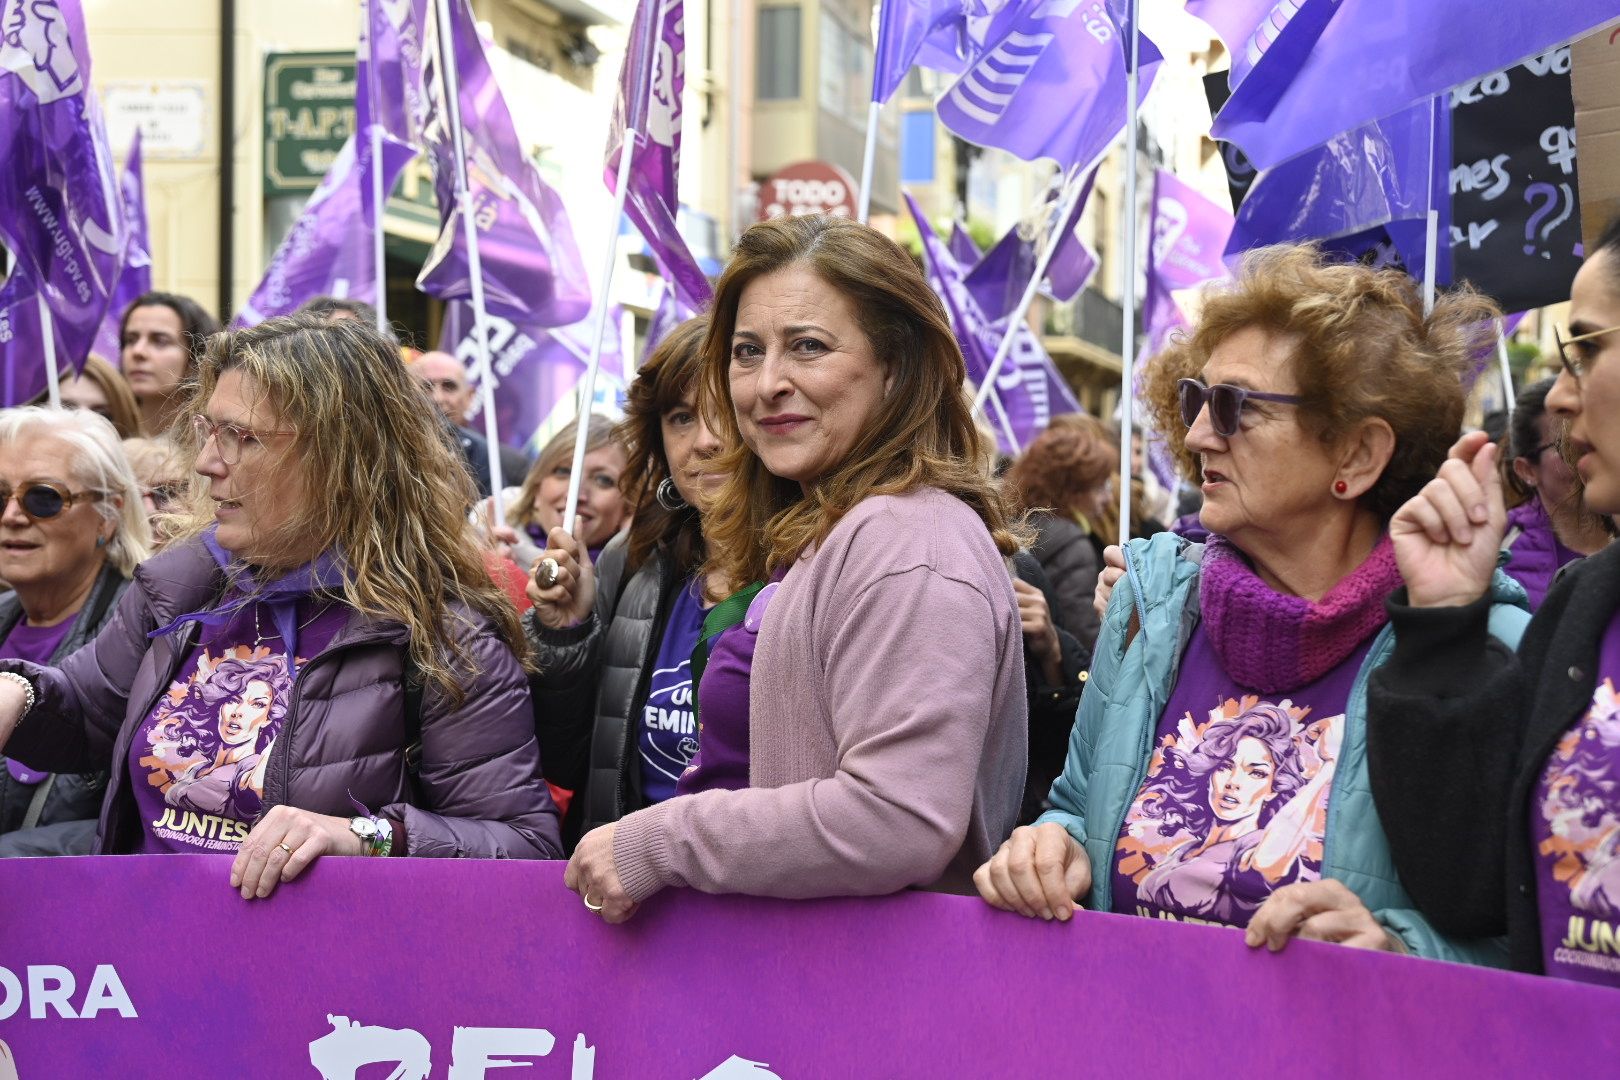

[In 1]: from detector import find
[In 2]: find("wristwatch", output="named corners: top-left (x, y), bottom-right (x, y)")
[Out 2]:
top-left (348, 815), bottom-right (392, 857)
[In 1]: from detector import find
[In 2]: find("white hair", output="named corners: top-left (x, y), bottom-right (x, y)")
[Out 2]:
top-left (0, 405), bottom-right (153, 575)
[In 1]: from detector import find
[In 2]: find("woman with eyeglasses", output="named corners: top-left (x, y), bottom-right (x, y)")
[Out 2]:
top-left (478, 416), bottom-right (629, 571)
top-left (1365, 217), bottom-right (1620, 985)
top-left (1499, 375), bottom-right (1614, 610)
top-left (0, 316), bottom-right (561, 893)
top-left (0, 407), bottom-right (151, 856)
top-left (975, 244), bottom-right (1529, 963)
top-left (121, 436), bottom-right (190, 549)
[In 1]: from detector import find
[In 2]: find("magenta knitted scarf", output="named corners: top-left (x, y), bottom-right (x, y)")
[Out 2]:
top-left (1198, 534), bottom-right (1400, 693)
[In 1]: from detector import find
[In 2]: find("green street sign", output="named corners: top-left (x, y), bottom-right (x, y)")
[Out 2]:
top-left (263, 52), bottom-right (356, 195)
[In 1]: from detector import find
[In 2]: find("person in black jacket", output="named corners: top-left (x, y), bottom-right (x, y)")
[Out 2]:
top-left (1003, 414), bottom-right (1117, 655)
top-left (0, 407), bottom-right (151, 855)
top-left (525, 318), bottom-right (724, 848)
top-left (1367, 216), bottom-right (1620, 981)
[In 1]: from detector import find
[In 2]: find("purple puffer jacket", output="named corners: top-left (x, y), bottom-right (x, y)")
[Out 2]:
top-left (0, 538), bottom-right (561, 858)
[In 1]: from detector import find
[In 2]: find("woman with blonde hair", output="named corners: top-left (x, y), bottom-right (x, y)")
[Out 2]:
top-left (976, 244), bottom-right (1527, 963)
top-left (564, 214), bottom-right (1028, 922)
top-left (0, 407), bottom-right (150, 856)
top-left (0, 315), bottom-right (560, 891)
top-left (482, 415), bottom-right (628, 570)
top-left (1004, 413), bottom-right (1118, 653)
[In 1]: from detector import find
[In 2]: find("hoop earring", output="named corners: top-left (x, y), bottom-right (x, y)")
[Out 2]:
top-left (655, 476), bottom-right (687, 511)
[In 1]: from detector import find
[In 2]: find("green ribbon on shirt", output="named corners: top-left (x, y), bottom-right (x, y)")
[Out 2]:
top-left (688, 580), bottom-right (766, 730)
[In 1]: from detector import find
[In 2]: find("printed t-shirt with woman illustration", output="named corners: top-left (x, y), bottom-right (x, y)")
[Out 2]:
top-left (128, 566), bottom-right (347, 854)
top-left (1532, 607), bottom-right (1620, 987)
top-left (1110, 536), bottom-right (1397, 929)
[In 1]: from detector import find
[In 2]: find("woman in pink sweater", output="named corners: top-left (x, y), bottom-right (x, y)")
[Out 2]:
top-left (564, 215), bottom-right (1029, 922)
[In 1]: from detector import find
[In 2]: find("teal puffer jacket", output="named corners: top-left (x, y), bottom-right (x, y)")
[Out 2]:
top-left (1038, 531), bottom-right (1529, 964)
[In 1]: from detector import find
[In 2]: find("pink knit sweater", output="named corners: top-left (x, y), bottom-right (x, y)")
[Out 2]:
top-left (613, 486), bottom-right (1028, 902)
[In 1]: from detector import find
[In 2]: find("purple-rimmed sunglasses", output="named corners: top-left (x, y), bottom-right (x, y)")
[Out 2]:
top-left (1177, 378), bottom-right (1304, 438)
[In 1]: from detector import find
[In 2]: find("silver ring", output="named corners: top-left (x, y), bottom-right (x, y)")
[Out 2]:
top-left (583, 893), bottom-right (604, 913)
top-left (537, 557), bottom-right (560, 588)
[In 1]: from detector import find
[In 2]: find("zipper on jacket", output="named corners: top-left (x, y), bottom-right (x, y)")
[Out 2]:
top-left (612, 554), bottom-right (678, 823)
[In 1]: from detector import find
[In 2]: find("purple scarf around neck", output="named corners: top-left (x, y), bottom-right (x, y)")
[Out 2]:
top-left (147, 527), bottom-right (347, 680)
top-left (1198, 534), bottom-right (1401, 694)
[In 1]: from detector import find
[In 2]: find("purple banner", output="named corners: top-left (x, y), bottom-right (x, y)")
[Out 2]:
top-left (640, 285), bottom-right (695, 367)
top-left (907, 191), bottom-right (1080, 454)
top-left (605, 0), bottom-right (714, 313)
top-left (0, 0), bottom-right (124, 404)
top-left (418, 0), bottom-right (592, 326)
top-left (938, 0), bottom-right (1161, 173)
top-left (236, 134), bottom-right (416, 326)
top-left (91, 130), bottom-right (151, 362)
top-left (0, 857), bottom-right (1615, 1077)
top-left (871, 0), bottom-right (975, 104)
top-left (441, 301), bottom-right (622, 454)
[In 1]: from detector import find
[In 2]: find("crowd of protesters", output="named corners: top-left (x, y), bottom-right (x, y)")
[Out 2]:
top-left (0, 213), bottom-right (1616, 992)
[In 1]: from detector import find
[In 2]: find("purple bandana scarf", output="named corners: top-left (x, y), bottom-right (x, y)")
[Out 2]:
top-left (1198, 534), bottom-right (1400, 693)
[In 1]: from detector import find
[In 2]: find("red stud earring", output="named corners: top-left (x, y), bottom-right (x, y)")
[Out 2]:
top-left (1333, 480), bottom-right (1348, 495)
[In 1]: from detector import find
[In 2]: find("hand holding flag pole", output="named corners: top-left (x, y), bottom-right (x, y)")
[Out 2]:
top-left (431, 0), bottom-right (505, 505)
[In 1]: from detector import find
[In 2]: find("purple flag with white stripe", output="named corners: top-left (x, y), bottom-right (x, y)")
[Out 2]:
top-left (362, 0), bottom-right (429, 148)
top-left (1212, 0), bottom-right (1620, 170)
top-left (0, 0), bottom-right (124, 404)
top-left (418, 0), bottom-right (592, 326)
top-left (606, 0), bottom-right (714, 313)
top-left (938, 0), bottom-right (1161, 172)
top-left (92, 130), bottom-right (151, 362)
top-left (236, 134), bottom-right (416, 325)
top-left (443, 301), bottom-right (624, 453)
top-left (906, 191), bottom-right (1080, 454)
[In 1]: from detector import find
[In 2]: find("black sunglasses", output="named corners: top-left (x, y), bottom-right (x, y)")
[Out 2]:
top-left (1177, 378), bottom-right (1304, 438)
top-left (0, 481), bottom-right (104, 522)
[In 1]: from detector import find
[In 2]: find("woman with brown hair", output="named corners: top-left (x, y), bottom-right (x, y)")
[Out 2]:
top-left (32, 355), bottom-right (144, 439)
top-left (118, 291), bottom-right (221, 436)
top-left (975, 244), bottom-right (1525, 964)
top-left (563, 214), bottom-right (1028, 922)
top-left (1004, 413), bottom-right (1118, 653)
top-left (0, 315), bottom-right (560, 893)
top-left (525, 317), bottom-right (727, 845)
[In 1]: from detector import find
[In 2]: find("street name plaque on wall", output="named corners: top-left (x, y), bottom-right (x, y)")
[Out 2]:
top-left (263, 52), bottom-right (356, 195)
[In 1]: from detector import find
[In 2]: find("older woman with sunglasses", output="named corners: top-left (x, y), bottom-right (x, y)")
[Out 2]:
top-left (0, 316), bottom-right (560, 893)
top-left (975, 245), bottom-right (1529, 964)
top-left (1364, 217), bottom-right (1620, 984)
top-left (0, 408), bottom-right (151, 856)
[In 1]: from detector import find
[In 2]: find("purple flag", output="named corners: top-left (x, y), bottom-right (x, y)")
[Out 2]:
top-left (1144, 170), bottom-right (1234, 356)
top-left (236, 134), bottom-right (416, 325)
top-left (938, 0), bottom-right (1161, 172)
top-left (907, 191), bottom-right (1081, 454)
top-left (872, 0), bottom-right (977, 104)
top-left (443, 301), bottom-right (624, 453)
top-left (963, 171), bottom-right (1097, 321)
top-left (605, 0), bottom-right (714, 313)
top-left (0, 0), bottom-right (124, 404)
top-left (1223, 99), bottom-right (1451, 286)
top-left (948, 220), bottom-right (983, 265)
top-left (361, 0), bottom-right (429, 148)
top-left (1213, 0), bottom-right (1620, 171)
top-left (640, 285), bottom-right (696, 367)
top-left (1040, 169), bottom-right (1099, 302)
top-left (92, 130), bottom-right (151, 362)
top-left (418, 0), bottom-right (592, 326)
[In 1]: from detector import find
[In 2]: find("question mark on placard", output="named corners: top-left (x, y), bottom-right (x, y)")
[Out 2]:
top-left (1524, 183), bottom-right (1560, 257)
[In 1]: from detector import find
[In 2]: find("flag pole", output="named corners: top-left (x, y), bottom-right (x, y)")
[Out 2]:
top-left (984, 381), bottom-right (1020, 453)
top-left (37, 294), bottom-right (60, 406)
top-left (366, 0), bottom-right (388, 337)
top-left (1422, 93), bottom-right (1440, 315)
top-left (564, 136), bottom-right (637, 538)
top-left (857, 100), bottom-right (881, 224)
top-left (1496, 320), bottom-right (1516, 415)
top-left (432, 0), bottom-right (504, 504)
top-left (1114, 0), bottom-right (1140, 549)
top-left (970, 164), bottom-right (1087, 415)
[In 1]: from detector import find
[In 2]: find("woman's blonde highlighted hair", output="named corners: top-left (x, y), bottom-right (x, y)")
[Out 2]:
top-left (698, 214), bottom-right (1020, 591)
top-left (171, 315), bottom-right (525, 702)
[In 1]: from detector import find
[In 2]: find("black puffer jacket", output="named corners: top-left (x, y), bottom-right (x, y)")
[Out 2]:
top-left (1028, 511), bottom-right (1105, 653)
top-left (528, 535), bottom-right (683, 848)
top-left (0, 564), bottom-right (128, 856)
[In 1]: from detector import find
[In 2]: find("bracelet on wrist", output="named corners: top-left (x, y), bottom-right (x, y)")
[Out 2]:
top-left (0, 671), bottom-right (36, 716)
